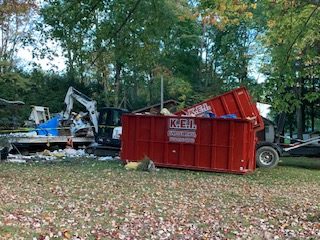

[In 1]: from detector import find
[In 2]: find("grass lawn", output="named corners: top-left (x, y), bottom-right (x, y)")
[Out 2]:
top-left (0, 157), bottom-right (319, 239)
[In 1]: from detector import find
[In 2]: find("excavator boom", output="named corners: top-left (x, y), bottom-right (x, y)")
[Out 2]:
top-left (63, 87), bottom-right (99, 133)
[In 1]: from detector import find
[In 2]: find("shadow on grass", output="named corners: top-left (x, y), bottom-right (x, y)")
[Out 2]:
top-left (279, 157), bottom-right (320, 170)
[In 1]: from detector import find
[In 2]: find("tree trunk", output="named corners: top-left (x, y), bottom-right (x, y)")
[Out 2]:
top-left (301, 103), bottom-right (306, 133)
top-left (149, 73), bottom-right (153, 104)
top-left (289, 127), bottom-right (293, 142)
top-left (114, 61), bottom-right (122, 107)
top-left (199, 23), bottom-right (206, 86)
top-left (311, 103), bottom-right (314, 132)
top-left (296, 106), bottom-right (303, 140)
top-left (67, 49), bottom-right (75, 80)
top-left (295, 77), bottom-right (305, 140)
top-left (311, 76), bottom-right (315, 131)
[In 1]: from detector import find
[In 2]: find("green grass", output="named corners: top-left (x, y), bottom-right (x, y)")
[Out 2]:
top-left (0, 157), bottom-right (319, 239)
top-left (279, 156), bottom-right (320, 170)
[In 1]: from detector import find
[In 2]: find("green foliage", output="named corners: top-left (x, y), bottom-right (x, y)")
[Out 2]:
top-left (259, 0), bottom-right (320, 112)
top-left (39, 0), bottom-right (197, 108)
top-left (167, 77), bottom-right (192, 101)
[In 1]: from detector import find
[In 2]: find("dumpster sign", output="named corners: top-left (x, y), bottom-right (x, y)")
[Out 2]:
top-left (185, 103), bottom-right (212, 116)
top-left (167, 118), bottom-right (197, 143)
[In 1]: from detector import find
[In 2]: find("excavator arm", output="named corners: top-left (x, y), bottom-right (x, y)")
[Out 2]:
top-left (63, 87), bottom-right (99, 133)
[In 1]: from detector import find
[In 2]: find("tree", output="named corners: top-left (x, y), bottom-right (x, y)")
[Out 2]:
top-left (40, 0), bottom-right (197, 108)
top-left (0, 0), bottom-right (37, 109)
top-left (196, 0), bottom-right (259, 97)
top-left (0, 0), bottom-right (37, 70)
top-left (259, 0), bottom-right (320, 138)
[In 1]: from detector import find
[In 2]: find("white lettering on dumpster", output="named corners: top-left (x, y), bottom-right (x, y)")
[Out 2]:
top-left (168, 118), bottom-right (197, 143)
top-left (186, 103), bottom-right (212, 116)
top-left (169, 118), bottom-right (197, 130)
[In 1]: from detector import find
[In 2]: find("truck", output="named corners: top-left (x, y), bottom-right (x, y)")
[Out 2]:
top-left (256, 113), bottom-right (320, 168)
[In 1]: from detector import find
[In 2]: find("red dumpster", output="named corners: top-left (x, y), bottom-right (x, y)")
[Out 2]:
top-left (121, 115), bottom-right (256, 174)
top-left (175, 87), bottom-right (264, 131)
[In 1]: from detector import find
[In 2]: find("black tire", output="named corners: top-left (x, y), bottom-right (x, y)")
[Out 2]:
top-left (256, 146), bottom-right (280, 168)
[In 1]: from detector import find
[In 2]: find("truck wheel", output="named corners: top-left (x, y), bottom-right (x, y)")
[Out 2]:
top-left (256, 146), bottom-right (279, 168)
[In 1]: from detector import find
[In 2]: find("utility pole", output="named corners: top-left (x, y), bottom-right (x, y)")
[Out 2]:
top-left (160, 75), bottom-right (164, 110)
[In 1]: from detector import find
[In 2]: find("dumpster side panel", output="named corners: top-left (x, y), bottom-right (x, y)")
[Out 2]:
top-left (135, 116), bottom-right (149, 157)
top-left (121, 115), bottom-right (256, 174)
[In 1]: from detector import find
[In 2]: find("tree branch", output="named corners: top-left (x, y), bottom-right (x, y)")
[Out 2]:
top-left (285, 6), bottom-right (319, 65)
top-left (113, 0), bottom-right (142, 37)
top-left (89, 0), bottom-right (142, 67)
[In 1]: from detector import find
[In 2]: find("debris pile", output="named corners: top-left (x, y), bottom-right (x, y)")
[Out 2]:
top-left (6, 149), bottom-right (93, 163)
top-left (98, 156), bottom-right (115, 161)
top-left (4, 147), bottom-right (121, 163)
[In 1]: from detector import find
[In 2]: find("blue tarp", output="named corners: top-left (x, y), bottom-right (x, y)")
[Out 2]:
top-left (220, 114), bottom-right (237, 119)
top-left (203, 111), bottom-right (237, 119)
top-left (203, 111), bottom-right (216, 118)
top-left (35, 116), bottom-right (61, 136)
